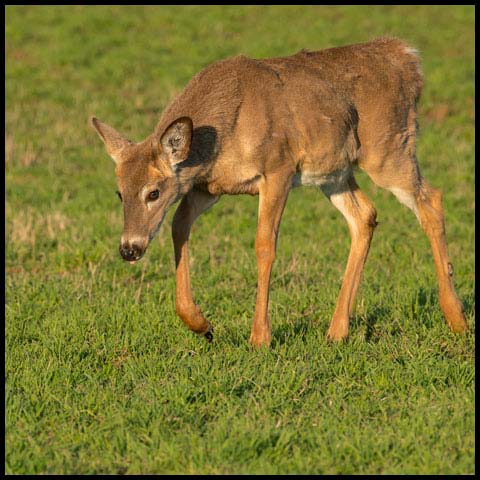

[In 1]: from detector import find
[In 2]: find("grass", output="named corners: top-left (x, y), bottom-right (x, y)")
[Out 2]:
top-left (5, 5), bottom-right (475, 475)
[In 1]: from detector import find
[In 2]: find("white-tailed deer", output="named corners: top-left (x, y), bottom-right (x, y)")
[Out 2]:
top-left (92, 37), bottom-right (468, 346)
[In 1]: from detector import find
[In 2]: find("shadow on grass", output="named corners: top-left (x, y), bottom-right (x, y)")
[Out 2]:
top-left (358, 285), bottom-right (474, 341)
top-left (351, 305), bottom-right (387, 343)
top-left (352, 286), bottom-right (439, 342)
top-left (461, 291), bottom-right (475, 318)
top-left (271, 316), bottom-right (319, 348)
top-left (266, 285), bottom-right (474, 347)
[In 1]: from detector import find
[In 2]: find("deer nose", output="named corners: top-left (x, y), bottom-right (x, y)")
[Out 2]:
top-left (119, 243), bottom-right (144, 262)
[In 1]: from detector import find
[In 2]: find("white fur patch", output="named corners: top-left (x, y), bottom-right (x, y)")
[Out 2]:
top-left (389, 187), bottom-right (420, 221)
top-left (121, 235), bottom-right (148, 247)
top-left (403, 45), bottom-right (423, 77)
top-left (404, 46), bottom-right (419, 57)
top-left (329, 191), bottom-right (358, 238)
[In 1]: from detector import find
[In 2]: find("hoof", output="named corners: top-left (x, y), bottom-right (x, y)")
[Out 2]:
top-left (448, 320), bottom-right (469, 334)
top-left (326, 330), bottom-right (349, 343)
top-left (326, 317), bottom-right (349, 343)
top-left (249, 334), bottom-right (272, 348)
top-left (204, 330), bottom-right (213, 342)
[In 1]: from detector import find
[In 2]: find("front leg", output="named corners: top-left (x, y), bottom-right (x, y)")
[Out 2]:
top-left (250, 173), bottom-right (292, 347)
top-left (172, 188), bottom-right (219, 340)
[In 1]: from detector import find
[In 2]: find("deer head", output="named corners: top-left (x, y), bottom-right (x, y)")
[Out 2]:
top-left (91, 116), bottom-right (193, 262)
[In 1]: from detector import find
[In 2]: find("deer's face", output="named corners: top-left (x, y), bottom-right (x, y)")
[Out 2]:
top-left (91, 116), bottom-right (193, 263)
top-left (115, 153), bottom-right (180, 262)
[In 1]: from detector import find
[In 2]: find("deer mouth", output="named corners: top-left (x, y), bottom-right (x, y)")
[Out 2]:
top-left (125, 251), bottom-right (145, 264)
top-left (119, 243), bottom-right (146, 263)
top-left (125, 249), bottom-right (145, 264)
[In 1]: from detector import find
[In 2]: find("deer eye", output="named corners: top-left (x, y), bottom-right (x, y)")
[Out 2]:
top-left (116, 190), bottom-right (122, 202)
top-left (147, 189), bottom-right (160, 201)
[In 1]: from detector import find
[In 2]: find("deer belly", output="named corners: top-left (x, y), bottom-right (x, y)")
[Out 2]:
top-left (292, 167), bottom-right (351, 188)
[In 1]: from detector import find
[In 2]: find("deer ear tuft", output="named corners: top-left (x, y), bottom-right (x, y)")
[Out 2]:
top-left (90, 116), bottom-right (131, 164)
top-left (159, 117), bottom-right (193, 169)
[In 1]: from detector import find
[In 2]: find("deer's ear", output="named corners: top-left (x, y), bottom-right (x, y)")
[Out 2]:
top-left (90, 117), bottom-right (131, 164)
top-left (159, 117), bottom-right (193, 169)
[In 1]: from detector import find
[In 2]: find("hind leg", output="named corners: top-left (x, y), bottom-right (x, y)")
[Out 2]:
top-left (409, 181), bottom-right (467, 332)
top-left (321, 175), bottom-right (378, 341)
top-left (364, 159), bottom-right (468, 333)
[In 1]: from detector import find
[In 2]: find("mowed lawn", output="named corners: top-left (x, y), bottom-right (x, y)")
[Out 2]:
top-left (5, 5), bottom-right (474, 475)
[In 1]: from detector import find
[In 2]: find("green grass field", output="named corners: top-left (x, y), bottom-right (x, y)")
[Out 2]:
top-left (5, 5), bottom-right (475, 475)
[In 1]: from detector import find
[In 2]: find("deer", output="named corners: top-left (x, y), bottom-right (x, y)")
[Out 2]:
top-left (91, 37), bottom-right (468, 347)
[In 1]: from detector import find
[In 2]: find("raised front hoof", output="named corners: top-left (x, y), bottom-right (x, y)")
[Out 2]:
top-left (177, 305), bottom-right (212, 338)
top-left (204, 329), bottom-right (214, 342)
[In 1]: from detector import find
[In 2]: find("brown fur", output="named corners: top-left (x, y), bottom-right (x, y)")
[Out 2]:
top-left (92, 37), bottom-right (467, 345)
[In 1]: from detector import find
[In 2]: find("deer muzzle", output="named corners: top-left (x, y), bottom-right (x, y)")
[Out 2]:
top-left (119, 242), bottom-right (146, 262)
